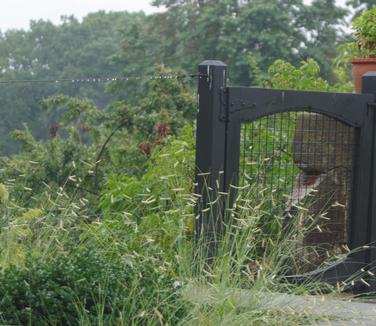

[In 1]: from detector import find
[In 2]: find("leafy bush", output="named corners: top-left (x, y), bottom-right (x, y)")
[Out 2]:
top-left (353, 6), bottom-right (376, 57)
top-left (266, 59), bottom-right (353, 92)
top-left (97, 125), bottom-right (195, 252)
top-left (0, 246), bottom-right (186, 325)
top-left (0, 126), bottom-right (97, 208)
top-left (0, 56), bottom-right (359, 325)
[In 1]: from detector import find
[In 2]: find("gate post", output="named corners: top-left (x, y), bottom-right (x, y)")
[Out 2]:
top-left (362, 73), bottom-right (376, 278)
top-left (194, 60), bottom-right (227, 262)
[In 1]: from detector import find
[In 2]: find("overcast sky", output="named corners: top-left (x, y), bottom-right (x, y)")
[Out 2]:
top-left (0, 0), bottom-right (350, 33)
top-left (0, 0), bottom-right (164, 32)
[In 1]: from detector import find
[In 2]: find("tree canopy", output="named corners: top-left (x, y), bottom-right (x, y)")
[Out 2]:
top-left (0, 1), bottom-right (363, 154)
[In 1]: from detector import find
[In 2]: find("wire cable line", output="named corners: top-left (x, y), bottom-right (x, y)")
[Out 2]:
top-left (0, 73), bottom-right (205, 85)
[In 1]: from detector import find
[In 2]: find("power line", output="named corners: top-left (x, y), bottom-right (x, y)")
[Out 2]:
top-left (0, 73), bottom-right (205, 85)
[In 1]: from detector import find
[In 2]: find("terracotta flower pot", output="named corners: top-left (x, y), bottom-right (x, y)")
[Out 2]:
top-left (352, 58), bottom-right (376, 93)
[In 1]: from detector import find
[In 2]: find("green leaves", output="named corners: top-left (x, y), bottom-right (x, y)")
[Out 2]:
top-left (266, 58), bottom-right (353, 93)
top-left (115, 0), bottom-right (349, 87)
top-left (0, 12), bottom-right (134, 154)
top-left (98, 126), bottom-right (195, 252)
top-left (41, 95), bottom-right (103, 142)
top-left (0, 247), bottom-right (183, 325)
top-left (353, 6), bottom-right (376, 57)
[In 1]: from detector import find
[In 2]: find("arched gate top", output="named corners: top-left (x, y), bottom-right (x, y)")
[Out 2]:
top-left (226, 87), bottom-right (375, 127)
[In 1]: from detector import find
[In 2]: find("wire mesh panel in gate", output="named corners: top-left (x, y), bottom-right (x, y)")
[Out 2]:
top-left (240, 112), bottom-right (356, 272)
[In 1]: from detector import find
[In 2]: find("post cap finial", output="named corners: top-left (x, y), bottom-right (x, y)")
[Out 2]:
top-left (362, 71), bottom-right (376, 78)
top-left (199, 60), bottom-right (227, 67)
top-left (361, 71), bottom-right (376, 95)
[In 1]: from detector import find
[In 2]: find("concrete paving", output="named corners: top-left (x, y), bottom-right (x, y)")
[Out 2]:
top-left (184, 285), bottom-right (376, 325)
top-left (254, 292), bottom-right (376, 325)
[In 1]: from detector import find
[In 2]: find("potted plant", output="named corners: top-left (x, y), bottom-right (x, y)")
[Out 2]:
top-left (351, 6), bottom-right (376, 93)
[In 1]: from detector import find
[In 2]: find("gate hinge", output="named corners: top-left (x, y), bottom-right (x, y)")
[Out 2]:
top-left (219, 87), bottom-right (228, 121)
top-left (220, 89), bottom-right (258, 121)
top-left (228, 96), bottom-right (257, 119)
top-left (229, 99), bottom-right (257, 115)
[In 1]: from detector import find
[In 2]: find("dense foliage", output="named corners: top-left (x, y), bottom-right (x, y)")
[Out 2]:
top-left (0, 2), bottom-right (373, 325)
top-left (0, 12), bottom-right (134, 154)
top-left (0, 247), bottom-right (186, 325)
top-left (0, 0), bottom-right (361, 154)
top-left (353, 5), bottom-right (376, 57)
top-left (0, 57), bottom-right (356, 324)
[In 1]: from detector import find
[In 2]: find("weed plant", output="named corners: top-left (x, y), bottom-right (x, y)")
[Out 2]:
top-left (0, 179), bottom-right (369, 324)
top-left (0, 125), bottom-right (373, 325)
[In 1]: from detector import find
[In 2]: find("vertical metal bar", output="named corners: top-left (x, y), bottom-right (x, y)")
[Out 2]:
top-left (348, 73), bottom-right (376, 274)
top-left (242, 123), bottom-right (247, 186)
top-left (361, 73), bottom-right (376, 278)
top-left (223, 117), bottom-right (241, 223)
top-left (194, 60), bottom-right (227, 261)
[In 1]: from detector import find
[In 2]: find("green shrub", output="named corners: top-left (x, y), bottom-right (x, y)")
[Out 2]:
top-left (97, 125), bottom-right (195, 253)
top-left (0, 246), bottom-right (186, 325)
top-left (353, 6), bottom-right (376, 58)
top-left (266, 59), bottom-right (353, 92)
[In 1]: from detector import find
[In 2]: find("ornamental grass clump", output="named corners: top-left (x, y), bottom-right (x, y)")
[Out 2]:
top-left (180, 185), bottom-right (353, 326)
top-left (0, 175), bottom-right (367, 325)
top-left (0, 126), bottom-right (368, 325)
top-left (0, 183), bottom-right (9, 203)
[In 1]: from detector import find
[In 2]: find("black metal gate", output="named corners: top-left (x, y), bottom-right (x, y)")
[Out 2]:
top-left (195, 60), bottom-right (376, 288)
